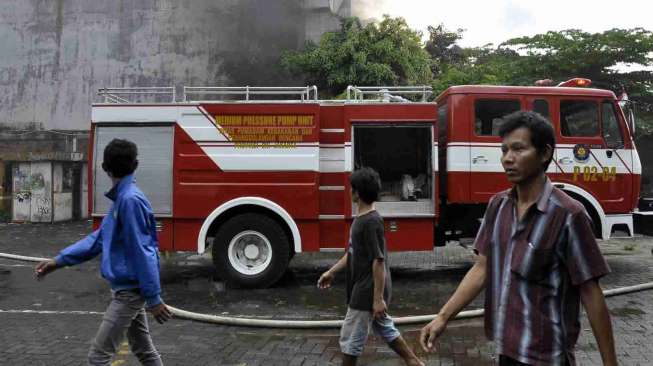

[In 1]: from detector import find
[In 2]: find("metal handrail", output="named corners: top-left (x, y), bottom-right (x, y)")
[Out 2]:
top-left (96, 85), bottom-right (432, 104)
top-left (183, 86), bottom-right (318, 102)
top-left (346, 85), bottom-right (433, 102)
top-left (97, 87), bottom-right (176, 103)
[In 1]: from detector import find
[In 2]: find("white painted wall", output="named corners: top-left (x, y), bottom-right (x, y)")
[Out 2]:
top-left (52, 162), bottom-right (73, 222)
top-left (11, 163), bottom-right (31, 222)
top-left (29, 162), bottom-right (53, 223)
top-left (53, 163), bottom-right (63, 193)
top-left (53, 193), bottom-right (73, 222)
top-left (0, 0), bottom-right (339, 130)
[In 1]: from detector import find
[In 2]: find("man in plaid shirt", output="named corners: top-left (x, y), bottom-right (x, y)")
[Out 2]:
top-left (420, 111), bottom-right (617, 365)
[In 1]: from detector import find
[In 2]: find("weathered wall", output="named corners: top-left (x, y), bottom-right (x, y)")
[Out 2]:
top-left (0, 0), bottom-right (351, 131)
top-left (81, 163), bottom-right (88, 219)
top-left (304, 0), bottom-right (351, 42)
top-left (12, 163), bottom-right (32, 221)
top-left (28, 161), bottom-right (52, 222)
top-left (0, 130), bottom-right (88, 162)
top-left (52, 163), bottom-right (73, 222)
top-left (9, 161), bottom-right (85, 222)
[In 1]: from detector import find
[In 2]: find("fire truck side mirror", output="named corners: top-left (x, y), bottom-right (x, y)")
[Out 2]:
top-left (619, 97), bottom-right (636, 136)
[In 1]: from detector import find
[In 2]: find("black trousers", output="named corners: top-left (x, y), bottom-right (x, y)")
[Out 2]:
top-left (499, 355), bottom-right (570, 366)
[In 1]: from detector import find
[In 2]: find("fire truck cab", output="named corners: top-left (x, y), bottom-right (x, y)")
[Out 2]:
top-left (90, 81), bottom-right (640, 288)
top-left (436, 81), bottom-right (641, 241)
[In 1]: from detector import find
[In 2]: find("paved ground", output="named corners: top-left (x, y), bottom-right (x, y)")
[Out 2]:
top-left (0, 221), bottom-right (652, 365)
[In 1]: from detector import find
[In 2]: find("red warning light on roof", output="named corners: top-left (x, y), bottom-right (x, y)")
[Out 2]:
top-left (557, 78), bottom-right (592, 87)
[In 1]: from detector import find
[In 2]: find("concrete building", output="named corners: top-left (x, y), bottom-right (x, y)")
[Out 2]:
top-left (304, 0), bottom-right (352, 42)
top-left (0, 129), bottom-right (88, 222)
top-left (0, 0), bottom-right (353, 222)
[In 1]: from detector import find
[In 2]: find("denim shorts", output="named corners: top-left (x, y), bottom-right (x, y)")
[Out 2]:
top-left (339, 307), bottom-right (401, 357)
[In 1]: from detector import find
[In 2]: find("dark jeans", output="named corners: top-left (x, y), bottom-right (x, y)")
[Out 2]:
top-left (499, 355), bottom-right (570, 366)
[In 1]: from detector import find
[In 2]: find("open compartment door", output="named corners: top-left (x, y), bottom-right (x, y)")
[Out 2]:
top-left (352, 124), bottom-right (434, 216)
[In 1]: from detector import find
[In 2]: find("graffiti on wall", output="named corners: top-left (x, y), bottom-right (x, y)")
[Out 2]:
top-left (12, 168), bottom-right (29, 192)
top-left (10, 162), bottom-right (82, 222)
top-left (31, 172), bottom-right (49, 221)
top-left (30, 172), bottom-right (45, 191)
top-left (29, 163), bottom-right (52, 222)
top-left (35, 196), bottom-right (51, 217)
top-left (12, 165), bottom-right (31, 221)
top-left (15, 192), bottom-right (31, 202)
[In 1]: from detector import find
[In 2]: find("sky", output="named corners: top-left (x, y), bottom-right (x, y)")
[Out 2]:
top-left (353, 0), bottom-right (653, 47)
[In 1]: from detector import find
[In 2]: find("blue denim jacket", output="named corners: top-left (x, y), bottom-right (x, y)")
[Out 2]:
top-left (55, 174), bottom-right (162, 307)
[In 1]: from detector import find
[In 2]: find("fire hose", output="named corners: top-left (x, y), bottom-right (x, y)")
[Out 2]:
top-left (2, 252), bottom-right (652, 329)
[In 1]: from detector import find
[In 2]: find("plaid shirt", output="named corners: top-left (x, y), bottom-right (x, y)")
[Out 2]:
top-left (474, 178), bottom-right (610, 366)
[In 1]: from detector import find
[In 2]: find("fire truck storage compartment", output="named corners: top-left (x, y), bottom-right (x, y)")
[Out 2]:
top-left (353, 124), bottom-right (433, 215)
top-left (92, 125), bottom-right (174, 216)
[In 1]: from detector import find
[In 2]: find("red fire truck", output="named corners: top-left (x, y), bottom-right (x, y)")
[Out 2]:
top-left (91, 80), bottom-right (640, 287)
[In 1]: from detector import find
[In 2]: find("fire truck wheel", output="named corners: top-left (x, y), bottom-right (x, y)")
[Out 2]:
top-left (213, 213), bottom-right (291, 288)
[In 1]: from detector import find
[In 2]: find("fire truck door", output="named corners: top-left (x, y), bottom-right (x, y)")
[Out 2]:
top-left (527, 97), bottom-right (560, 178)
top-left (469, 97), bottom-right (521, 202)
top-left (469, 143), bottom-right (505, 202)
top-left (598, 101), bottom-right (633, 211)
top-left (555, 99), bottom-right (631, 213)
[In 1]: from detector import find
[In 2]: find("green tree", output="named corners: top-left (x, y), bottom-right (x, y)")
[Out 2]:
top-left (502, 28), bottom-right (653, 95)
top-left (432, 28), bottom-right (653, 133)
top-left (424, 24), bottom-right (465, 76)
top-left (502, 28), bottom-right (653, 133)
top-left (430, 27), bottom-right (653, 94)
top-left (281, 16), bottom-right (432, 97)
top-left (424, 25), bottom-right (523, 95)
top-left (431, 46), bottom-right (522, 94)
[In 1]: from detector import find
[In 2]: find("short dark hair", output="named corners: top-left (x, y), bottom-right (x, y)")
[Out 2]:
top-left (102, 139), bottom-right (138, 178)
top-left (350, 167), bottom-right (381, 204)
top-left (499, 111), bottom-right (555, 171)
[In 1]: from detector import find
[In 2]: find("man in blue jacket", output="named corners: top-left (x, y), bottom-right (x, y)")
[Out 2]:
top-left (35, 138), bottom-right (172, 366)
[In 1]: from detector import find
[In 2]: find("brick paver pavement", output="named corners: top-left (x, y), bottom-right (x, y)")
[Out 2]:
top-left (0, 222), bottom-right (651, 365)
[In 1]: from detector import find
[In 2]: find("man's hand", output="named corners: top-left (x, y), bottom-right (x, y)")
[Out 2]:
top-left (317, 271), bottom-right (334, 289)
top-left (419, 316), bottom-right (448, 353)
top-left (147, 303), bottom-right (173, 324)
top-left (34, 259), bottom-right (59, 280)
top-left (373, 299), bottom-right (387, 319)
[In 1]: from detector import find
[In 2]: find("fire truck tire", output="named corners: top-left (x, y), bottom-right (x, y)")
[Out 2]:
top-left (212, 213), bottom-right (291, 288)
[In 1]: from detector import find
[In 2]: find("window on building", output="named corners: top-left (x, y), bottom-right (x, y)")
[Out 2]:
top-left (474, 99), bottom-right (521, 136)
top-left (61, 163), bottom-right (74, 192)
top-left (560, 100), bottom-right (599, 137)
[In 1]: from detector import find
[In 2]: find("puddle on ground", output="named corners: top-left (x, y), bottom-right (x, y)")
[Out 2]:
top-left (610, 307), bottom-right (646, 317)
top-left (159, 256), bottom-right (480, 319)
top-left (0, 267), bottom-right (11, 289)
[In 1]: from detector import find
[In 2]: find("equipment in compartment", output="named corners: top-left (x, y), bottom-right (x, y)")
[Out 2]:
top-left (353, 124), bottom-right (434, 214)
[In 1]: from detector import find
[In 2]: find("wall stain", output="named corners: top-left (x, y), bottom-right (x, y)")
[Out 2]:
top-left (53, 0), bottom-right (64, 77)
top-left (1, 0), bottom-right (347, 129)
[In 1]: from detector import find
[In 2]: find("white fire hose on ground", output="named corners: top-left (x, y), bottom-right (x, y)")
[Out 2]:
top-left (2, 252), bottom-right (652, 329)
